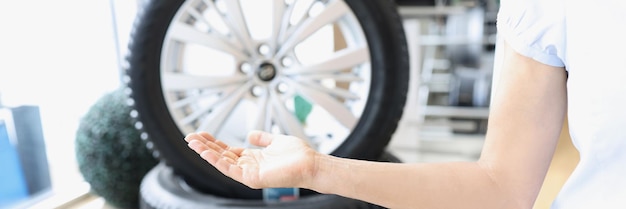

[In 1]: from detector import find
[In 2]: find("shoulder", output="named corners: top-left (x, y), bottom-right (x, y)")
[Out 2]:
top-left (497, 0), bottom-right (566, 67)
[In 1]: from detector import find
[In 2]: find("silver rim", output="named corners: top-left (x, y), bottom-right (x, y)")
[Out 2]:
top-left (160, 0), bottom-right (370, 154)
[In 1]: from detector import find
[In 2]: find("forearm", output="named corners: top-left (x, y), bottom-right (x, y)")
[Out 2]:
top-left (298, 43), bottom-right (567, 209)
top-left (305, 155), bottom-right (518, 209)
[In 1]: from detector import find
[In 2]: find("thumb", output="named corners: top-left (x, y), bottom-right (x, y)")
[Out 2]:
top-left (247, 130), bottom-right (273, 147)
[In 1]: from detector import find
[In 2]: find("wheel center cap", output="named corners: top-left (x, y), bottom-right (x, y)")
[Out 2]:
top-left (257, 63), bottom-right (277, 81)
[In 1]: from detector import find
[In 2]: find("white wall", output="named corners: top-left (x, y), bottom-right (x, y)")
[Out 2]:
top-left (0, 0), bottom-right (130, 196)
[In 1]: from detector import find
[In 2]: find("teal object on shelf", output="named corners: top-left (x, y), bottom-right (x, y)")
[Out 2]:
top-left (294, 95), bottom-right (313, 124)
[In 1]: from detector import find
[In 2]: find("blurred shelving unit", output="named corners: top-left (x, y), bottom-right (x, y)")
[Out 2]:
top-left (389, 0), bottom-right (499, 163)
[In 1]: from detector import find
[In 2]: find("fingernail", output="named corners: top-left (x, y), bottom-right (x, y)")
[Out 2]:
top-left (184, 133), bottom-right (197, 142)
top-left (187, 140), bottom-right (201, 149)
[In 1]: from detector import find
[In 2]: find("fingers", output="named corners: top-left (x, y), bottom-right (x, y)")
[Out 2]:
top-left (228, 147), bottom-right (245, 156)
top-left (187, 139), bottom-right (237, 160)
top-left (247, 130), bottom-right (274, 147)
top-left (185, 132), bottom-right (245, 160)
top-left (189, 140), bottom-right (243, 174)
top-left (184, 132), bottom-right (214, 143)
top-left (200, 149), bottom-right (244, 184)
top-left (185, 132), bottom-right (247, 184)
top-left (199, 132), bottom-right (229, 150)
top-left (188, 137), bottom-right (244, 166)
top-left (197, 131), bottom-right (216, 141)
top-left (185, 132), bottom-right (230, 153)
top-left (188, 140), bottom-right (220, 163)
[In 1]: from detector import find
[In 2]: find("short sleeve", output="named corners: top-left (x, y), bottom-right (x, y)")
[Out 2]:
top-left (497, 0), bottom-right (566, 67)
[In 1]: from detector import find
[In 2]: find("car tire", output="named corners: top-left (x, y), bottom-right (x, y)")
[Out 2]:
top-left (139, 152), bottom-right (401, 209)
top-left (126, 0), bottom-right (408, 199)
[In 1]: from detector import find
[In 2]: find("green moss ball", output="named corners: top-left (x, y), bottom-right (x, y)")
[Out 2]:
top-left (75, 88), bottom-right (159, 209)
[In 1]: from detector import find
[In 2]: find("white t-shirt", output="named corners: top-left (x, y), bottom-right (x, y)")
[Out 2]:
top-left (496, 0), bottom-right (626, 208)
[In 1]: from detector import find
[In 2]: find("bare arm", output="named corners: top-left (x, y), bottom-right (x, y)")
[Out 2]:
top-left (186, 43), bottom-right (567, 209)
top-left (304, 43), bottom-right (567, 208)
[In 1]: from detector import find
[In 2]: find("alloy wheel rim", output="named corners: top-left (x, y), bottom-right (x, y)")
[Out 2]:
top-left (160, 0), bottom-right (371, 154)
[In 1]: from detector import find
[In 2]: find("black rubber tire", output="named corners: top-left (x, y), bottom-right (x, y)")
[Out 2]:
top-left (126, 0), bottom-right (408, 199)
top-left (394, 0), bottom-right (436, 6)
top-left (139, 152), bottom-right (400, 209)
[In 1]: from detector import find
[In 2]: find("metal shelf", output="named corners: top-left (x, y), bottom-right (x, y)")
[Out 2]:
top-left (422, 105), bottom-right (489, 119)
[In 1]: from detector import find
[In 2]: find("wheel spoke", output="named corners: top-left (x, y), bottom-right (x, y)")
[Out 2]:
top-left (284, 46), bottom-right (369, 75)
top-left (283, 1), bottom-right (316, 39)
top-left (222, 0), bottom-right (256, 55)
top-left (168, 22), bottom-right (248, 60)
top-left (162, 72), bottom-right (247, 91)
top-left (195, 82), bottom-right (253, 134)
top-left (276, 0), bottom-right (349, 57)
top-left (286, 79), bottom-right (357, 129)
top-left (295, 78), bottom-right (360, 100)
top-left (178, 86), bottom-right (238, 125)
top-left (185, 5), bottom-right (242, 49)
top-left (201, 0), bottom-right (255, 55)
top-left (269, 90), bottom-right (308, 140)
top-left (186, 6), bottom-right (212, 27)
top-left (277, 2), bottom-right (297, 45)
top-left (299, 73), bottom-right (363, 82)
top-left (170, 88), bottom-right (226, 109)
top-left (271, 0), bottom-right (287, 51)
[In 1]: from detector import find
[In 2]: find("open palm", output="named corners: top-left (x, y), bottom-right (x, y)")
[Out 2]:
top-left (185, 131), bottom-right (318, 189)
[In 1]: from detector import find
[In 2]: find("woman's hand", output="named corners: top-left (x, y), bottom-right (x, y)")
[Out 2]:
top-left (185, 130), bottom-right (318, 189)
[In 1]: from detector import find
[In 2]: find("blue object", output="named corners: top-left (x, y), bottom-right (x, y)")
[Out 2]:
top-left (263, 188), bottom-right (299, 202)
top-left (0, 121), bottom-right (29, 208)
